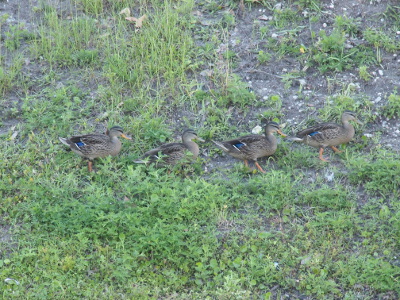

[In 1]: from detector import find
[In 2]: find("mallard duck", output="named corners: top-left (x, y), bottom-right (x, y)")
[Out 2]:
top-left (59, 126), bottom-right (131, 172)
top-left (290, 111), bottom-right (362, 162)
top-left (134, 129), bottom-right (205, 166)
top-left (212, 122), bottom-right (286, 173)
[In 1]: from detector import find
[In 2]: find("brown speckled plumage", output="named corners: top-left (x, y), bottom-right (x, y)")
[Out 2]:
top-left (134, 129), bottom-right (204, 166)
top-left (212, 122), bottom-right (286, 173)
top-left (59, 126), bottom-right (131, 171)
top-left (293, 111), bottom-right (362, 161)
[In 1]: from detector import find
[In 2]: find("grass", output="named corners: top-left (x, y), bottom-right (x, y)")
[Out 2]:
top-left (1, 0), bottom-right (399, 299)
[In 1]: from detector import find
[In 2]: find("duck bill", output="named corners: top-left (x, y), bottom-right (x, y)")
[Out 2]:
top-left (356, 119), bottom-right (363, 125)
top-left (196, 137), bottom-right (205, 142)
top-left (277, 129), bottom-right (287, 137)
top-left (121, 134), bottom-right (132, 140)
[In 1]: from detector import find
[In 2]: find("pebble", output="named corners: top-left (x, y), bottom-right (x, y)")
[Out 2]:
top-left (252, 125), bottom-right (262, 134)
top-left (375, 96), bottom-right (382, 103)
top-left (378, 70), bottom-right (383, 76)
top-left (298, 79), bottom-right (306, 85)
top-left (325, 171), bottom-right (334, 182)
top-left (323, 23), bottom-right (327, 28)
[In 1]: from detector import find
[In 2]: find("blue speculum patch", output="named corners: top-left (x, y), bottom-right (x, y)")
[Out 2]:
top-left (234, 143), bottom-right (245, 148)
top-left (75, 141), bottom-right (85, 147)
top-left (309, 132), bottom-right (319, 136)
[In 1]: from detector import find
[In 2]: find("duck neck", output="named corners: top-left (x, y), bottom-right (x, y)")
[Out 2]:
top-left (265, 131), bottom-right (277, 143)
top-left (110, 136), bottom-right (122, 153)
top-left (342, 120), bottom-right (355, 136)
top-left (184, 140), bottom-right (199, 158)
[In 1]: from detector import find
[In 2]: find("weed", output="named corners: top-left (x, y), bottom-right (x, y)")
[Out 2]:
top-left (71, 49), bottom-right (98, 66)
top-left (257, 50), bottom-right (272, 64)
top-left (334, 16), bottom-right (360, 36)
top-left (0, 55), bottom-right (23, 95)
top-left (363, 28), bottom-right (399, 52)
top-left (358, 65), bottom-right (372, 81)
top-left (273, 8), bottom-right (300, 29)
top-left (4, 24), bottom-right (35, 51)
top-left (267, 31), bottom-right (301, 58)
top-left (216, 74), bottom-right (256, 109)
top-left (383, 90), bottom-right (400, 118)
top-left (296, 0), bottom-right (322, 13)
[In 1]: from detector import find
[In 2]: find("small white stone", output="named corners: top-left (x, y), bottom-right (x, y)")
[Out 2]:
top-left (293, 95), bottom-right (298, 100)
top-left (363, 133), bottom-right (373, 138)
top-left (325, 171), bottom-right (334, 182)
top-left (271, 33), bottom-right (278, 39)
top-left (378, 70), bottom-right (383, 76)
top-left (323, 23), bottom-right (327, 28)
top-left (375, 96), bottom-right (382, 103)
top-left (397, 31), bottom-right (400, 35)
top-left (282, 68), bottom-right (287, 72)
top-left (252, 125), bottom-right (263, 134)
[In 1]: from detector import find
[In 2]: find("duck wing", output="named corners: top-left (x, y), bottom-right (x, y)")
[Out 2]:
top-left (63, 134), bottom-right (108, 154)
top-left (142, 143), bottom-right (186, 160)
top-left (296, 122), bottom-right (342, 143)
top-left (213, 135), bottom-right (263, 153)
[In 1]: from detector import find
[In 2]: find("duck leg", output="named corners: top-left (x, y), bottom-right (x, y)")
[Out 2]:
top-left (318, 147), bottom-right (329, 162)
top-left (244, 160), bottom-right (249, 168)
top-left (330, 146), bottom-right (342, 153)
top-left (88, 160), bottom-right (93, 172)
top-left (254, 161), bottom-right (266, 173)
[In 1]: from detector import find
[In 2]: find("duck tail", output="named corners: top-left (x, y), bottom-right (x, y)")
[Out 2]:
top-left (285, 136), bottom-right (304, 142)
top-left (133, 159), bottom-right (148, 164)
top-left (211, 140), bottom-right (229, 152)
top-left (59, 137), bottom-right (70, 146)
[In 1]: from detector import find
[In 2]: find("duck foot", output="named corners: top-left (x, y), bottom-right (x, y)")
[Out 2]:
top-left (88, 160), bottom-right (93, 172)
top-left (255, 162), bottom-right (266, 173)
top-left (331, 146), bottom-right (342, 153)
top-left (318, 148), bottom-right (330, 162)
